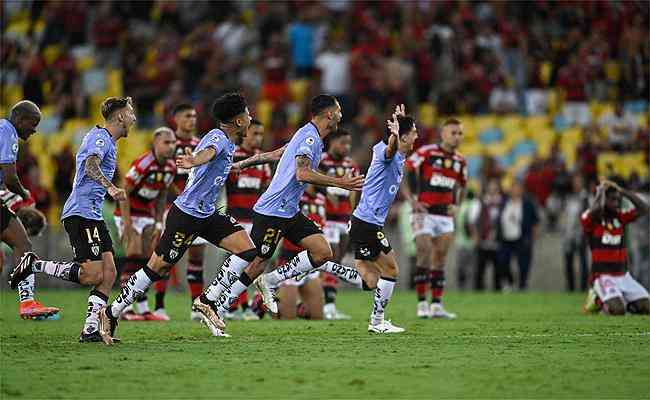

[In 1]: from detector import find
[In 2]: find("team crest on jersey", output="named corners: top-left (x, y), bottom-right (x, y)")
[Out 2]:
top-left (444, 159), bottom-right (452, 168)
top-left (169, 249), bottom-right (179, 260)
top-left (91, 245), bottom-right (100, 257)
top-left (12, 143), bottom-right (19, 153)
top-left (306, 137), bottom-right (315, 145)
top-left (96, 138), bottom-right (105, 147)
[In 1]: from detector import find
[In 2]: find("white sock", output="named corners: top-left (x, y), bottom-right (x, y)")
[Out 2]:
top-left (320, 261), bottom-right (362, 288)
top-left (265, 251), bottom-right (314, 286)
top-left (18, 274), bottom-right (35, 302)
top-left (136, 297), bottom-right (150, 314)
top-left (109, 268), bottom-right (159, 318)
top-left (215, 279), bottom-right (249, 318)
top-left (83, 291), bottom-right (107, 334)
top-left (33, 260), bottom-right (80, 283)
top-left (205, 254), bottom-right (249, 302)
top-left (371, 277), bottom-right (396, 325)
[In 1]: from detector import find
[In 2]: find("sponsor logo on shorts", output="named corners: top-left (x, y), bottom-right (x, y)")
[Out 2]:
top-left (169, 249), bottom-right (179, 260)
top-left (261, 244), bottom-right (270, 255)
top-left (359, 247), bottom-right (370, 257)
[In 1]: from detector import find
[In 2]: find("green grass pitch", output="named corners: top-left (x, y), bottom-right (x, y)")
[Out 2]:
top-left (1, 289), bottom-right (649, 399)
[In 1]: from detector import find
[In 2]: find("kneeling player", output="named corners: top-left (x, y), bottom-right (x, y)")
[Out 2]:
top-left (581, 180), bottom-right (649, 315)
top-left (113, 127), bottom-right (176, 321)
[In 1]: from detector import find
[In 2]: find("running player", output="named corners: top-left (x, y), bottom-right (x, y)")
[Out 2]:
top-left (402, 118), bottom-right (466, 319)
top-left (224, 119), bottom-right (271, 320)
top-left (153, 103), bottom-right (204, 320)
top-left (199, 95), bottom-right (364, 334)
top-left (9, 97), bottom-right (134, 341)
top-left (581, 180), bottom-right (649, 315)
top-left (99, 93), bottom-right (284, 343)
top-left (1, 100), bottom-right (60, 320)
top-left (318, 128), bottom-right (358, 320)
top-left (113, 127), bottom-right (177, 321)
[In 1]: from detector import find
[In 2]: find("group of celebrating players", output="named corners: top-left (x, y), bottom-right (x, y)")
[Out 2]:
top-left (2, 90), bottom-right (648, 344)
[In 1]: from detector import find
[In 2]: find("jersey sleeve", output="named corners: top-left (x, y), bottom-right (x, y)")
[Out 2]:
top-left (296, 134), bottom-right (319, 162)
top-left (125, 159), bottom-right (146, 187)
top-left (580, 210), bottom-right (595, 233)
top-left (0, 135), bottom-right (18, 164)
top-left (86, 132), bottom-right (111, 160)
top-left (618, 209), bottom-right (640, 225)
top-left (202, 134), bottom-right (226, 157)
top-left (406, 148), bottom-right (424, 171)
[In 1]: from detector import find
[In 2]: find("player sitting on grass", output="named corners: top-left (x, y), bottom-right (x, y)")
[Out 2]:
top-left (581, 180), bottom-right (649, 315)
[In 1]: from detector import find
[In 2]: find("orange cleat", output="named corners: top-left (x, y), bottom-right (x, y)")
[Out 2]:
top-left (19, 300), bottom-right (60, 320)
top-left (142, 311), bottom-right (169, 321)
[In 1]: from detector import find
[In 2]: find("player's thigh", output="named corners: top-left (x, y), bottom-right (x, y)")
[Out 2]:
top-left (278, 285), bottom-right (298, 320)
top-left (297, 233), bottom-right (332, 261)
top-left (63, 216), bottom-right (113, 264)
top-left (250, 212), bottom-right (286, 259)
top-left (154, 205), bottom-right (201, 269)
top-left (299, 277), bottom-right (324, 320)
top-left (431, 232), bottom-right (454, 261)
top-left (414, 233), bottom-right (433, 264)
top-left (289, 213), bottom-right (330, 260)
top-left (218, 229), bottom-right (256, 255)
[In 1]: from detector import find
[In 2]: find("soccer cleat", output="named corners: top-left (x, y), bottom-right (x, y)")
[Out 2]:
top-left (79, 330), bottom-right (121, 343)
top-left (334, 310), bottom-right (352, 320)
top-left (120, 310), bottom-right (146, 321)
top-left (192, 296), bottom-right (226, 333)
top-left (98, 306), bottom-right (118, 345)
top-left (417, 301), bottom-right (430, 318)
top-left (142, 311), bottom-right (169, 321)
top-left (153, 308), bottom-right (171, 321)
top-left (190, 310), bottom-right (203, 322)
top-left (19, 300), bottom-right (60, 320)
top-left (368, 320), bottom-right (405, 334)
top-left (8, 251), bottom-right (37, 290)
top-left (198, 319), bottom-right (231, 337)
top-left (430, 303), bottom-right (457, 319)
top-left (242, 309), bottom-right (260, 321)
top-left (323, 303), bottom-right (352, 320)
top-left (254, 274), bottom-right (278, 314)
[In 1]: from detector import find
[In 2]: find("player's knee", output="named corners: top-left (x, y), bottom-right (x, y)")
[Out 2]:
top-left (383, 263), bottom-right (399, 279)
top-left (310, 247), bottom-right (333, 267)
top-left (606, 299), bottom-right (626, 316)
top-left (236, 248), bottom-right (257, 263)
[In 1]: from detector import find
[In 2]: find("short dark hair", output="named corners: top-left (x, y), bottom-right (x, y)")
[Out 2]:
top-left (442, 118), bottom-right (461, 127)
top-left (310, 94), bottom-right (337, 116)
top-left (212, 92), bottom-right (247, 123)
top-left (383, 115), bottom-right (416, 144)
top-left (250, 118), bottom-right (263, 127)
top-left (172, 103), bottom-right (195, 115)
top-left (101, 96), bottom-right (132, 120)
top-left (10, 100), bottom-right (41, 121)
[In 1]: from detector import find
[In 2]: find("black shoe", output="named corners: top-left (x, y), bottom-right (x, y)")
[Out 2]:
top-left (79, 330), bottom-right (121, 343)
top-left (8, 252), bottom-right (37, 290)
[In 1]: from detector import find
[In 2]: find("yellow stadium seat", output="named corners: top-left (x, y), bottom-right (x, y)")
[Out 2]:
top-left (418, 103), bottom-right (435, 129)
top-left (256, 100), bottom-right (273, 128)
top-left (3, 85), bottom-right (23, 106)
top-left (6, 20), bottom-right (30, 36)
top-left (605, 61), bottom-right (620, 82)
top-left (289, 79), bottom-right (309, 103)
top-left (484, 142), bottom-right (510, 157)
top-left (107, 69), bottom-right (123, 97)
top-left (458, 141), bottom-right (481, 158)
top-left (43, 45), bottom-right (62, 65)
top-left (76, 55), bottom-right (95, 72)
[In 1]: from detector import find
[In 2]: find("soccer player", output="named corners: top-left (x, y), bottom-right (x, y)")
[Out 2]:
top-left (98, 93), bottom-right (283, 343)
top-left (224, 119), bottom-right (272, 320)
top-left (1, 100), bottom-right (60, 320)
top-left (9, 97), bottom-right (134, 341)
top-left (153, 103), bottom-right (204, 320)
top-left (199, 95), bottom-right (364, 335)
top-left (581, 180), bottom-right (649, 315)
top-left (113, 127), bottom-right (177, 321)
top-left (318, 128), bottom-right (359, 320)
top-left (402, 118), bottom-right (466, 319)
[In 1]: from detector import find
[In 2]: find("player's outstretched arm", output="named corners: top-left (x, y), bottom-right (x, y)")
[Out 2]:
top-left (85, 155), bottom-right (126, 201)
top-left (176, 147), bottom-right (216, 169)
top-left (232, 145), bottom-right (287, 172)
top-left (0, 163), bottom-right (30, 200)
top-left (295, 155), bottom-right (364, 191)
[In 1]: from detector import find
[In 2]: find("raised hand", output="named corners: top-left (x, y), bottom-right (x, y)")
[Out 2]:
top-left (394, 104), bottom-right (406, 117)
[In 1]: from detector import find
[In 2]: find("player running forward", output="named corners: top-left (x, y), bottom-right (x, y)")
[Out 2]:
top-left (153, 103), bottom-right (204, 320)
top-left (196, 94), bottom-right (364, 335)
top-left (224, 119), bottom-right (271, 320)
top-left (113, 127), bottom-right (177, 321)
top-left (581, 180), bottom-right (649, 315)
top-left (1, 100), bottom-right (60, 320)
top-left (9, 97), bottom-right (134, 341)
top-left (98, 93), bottom-right (284, 343)
top-left (318, 128), bottom-right (359, 320)
top-left (402, 118), bottom-right (466, 319)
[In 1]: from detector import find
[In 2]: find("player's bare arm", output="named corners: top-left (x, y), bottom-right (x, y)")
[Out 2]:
top-left (400, 171), bottom-right (427, 213)
top-left (85, 155), bottom-right (126, 201)
top-left (612, 182), bottom-right (649, 215)
top-left (176, 147), bottom-right (216, 169)
top-left (0, 163), bottom-right (30, 199)
top-left (295, 155), bottom-right (364, 191)
top-left (118, 179), bottom-right (136, 238)
top-left (232, 145), bottom-right (287, 171)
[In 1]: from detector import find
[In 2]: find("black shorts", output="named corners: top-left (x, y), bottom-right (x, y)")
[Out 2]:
top-left (250, 211), bottom-right (322, 259)
top-left (1, 202), bottom-right (15, 233)
top-left (156, 204), bottom-right (244, 264)
top-left (349, 216), bottom-right (392, 261)
top-left (63, 216), bottom-right (114, 262)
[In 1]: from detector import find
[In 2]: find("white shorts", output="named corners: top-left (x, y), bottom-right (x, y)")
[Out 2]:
top-left (280, 270), bottom-right (320, 287)
top-left (593, 272), bottom-right (650, 304)
top-left (411, 213), bottom-right (455, 238)
top-left (324, 221), bottom-right (348, 245)
top-left (162, 207), bottom-right (209, 246)
top-left (114, 216), bottom-right (155, 238)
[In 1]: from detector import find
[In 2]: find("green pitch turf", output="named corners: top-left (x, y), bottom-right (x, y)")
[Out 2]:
top-left (1, 289), bottom-right (649, 399)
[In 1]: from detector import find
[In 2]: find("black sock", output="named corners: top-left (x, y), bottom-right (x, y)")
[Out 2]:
top-left (323, 286), bottom-right (337, 304)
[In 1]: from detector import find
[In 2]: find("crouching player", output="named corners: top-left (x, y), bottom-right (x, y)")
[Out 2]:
top-left (581, 180), bottom-right (649, 315)
top-left (113, 127), bottom-right (177, 321)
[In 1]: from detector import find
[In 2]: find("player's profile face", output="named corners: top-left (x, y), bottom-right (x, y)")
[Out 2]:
top-left (18, 115), bottom-right (40, 139)
top-left (442, 123), bottom-right (463, 148)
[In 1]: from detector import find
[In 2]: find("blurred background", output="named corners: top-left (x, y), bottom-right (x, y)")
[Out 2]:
top-left (1, 0), bottom-right (648, 292)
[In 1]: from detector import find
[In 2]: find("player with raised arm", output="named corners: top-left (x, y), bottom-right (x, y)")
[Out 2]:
top-left (318, 128), bottom-right (359, 320)
top-left (194, 95), bottom-right (364, 333)
top-left (581, 180), bottom-right (649, 315)
top-left (402, 118), bottom-right (466, 319)
top-left (113, 127), bottom-right (177, 321)
top-left (9, 97), bottom-right (134, 341)
top-left (98, 93), bottom-right (284, 343)
top-left (153, 103), bottom-right (204, 320)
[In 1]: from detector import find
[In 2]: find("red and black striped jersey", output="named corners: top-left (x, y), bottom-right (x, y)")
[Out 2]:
top-left (172, 135), bottom-right (200, 194)
top-left (282, 191), bottom-right (327, 252)
top-left (226, 146), bottom-right (272, 222)
top-left (0, 189), bottom-right (34, 212)
top-left (406, 143), bottom-right (467, 215)
top-left (115, 151), bottom-right (176, 218)
top-left (318, 152), bottom-right (359, 222)
top-left (581, 208), bottom-right (639, 275)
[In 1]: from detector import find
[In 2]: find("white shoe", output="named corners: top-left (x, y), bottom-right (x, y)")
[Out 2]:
top-left (190, 311), bottom-right (202, 321)
top-left (324, 303), bottom-right (352, 320)
top-left (153, 309), bottom-right (171, 321)
top-left (430, 303), bottom-right (457, 319)
top-left (199, 318), bottom-right (231, 337)
top-left (417, 301), bottom-right (430, 318)
top-left (368, 320), bottom-right (405, 334)
top-left (254, 274), bottom-right (278, 314)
